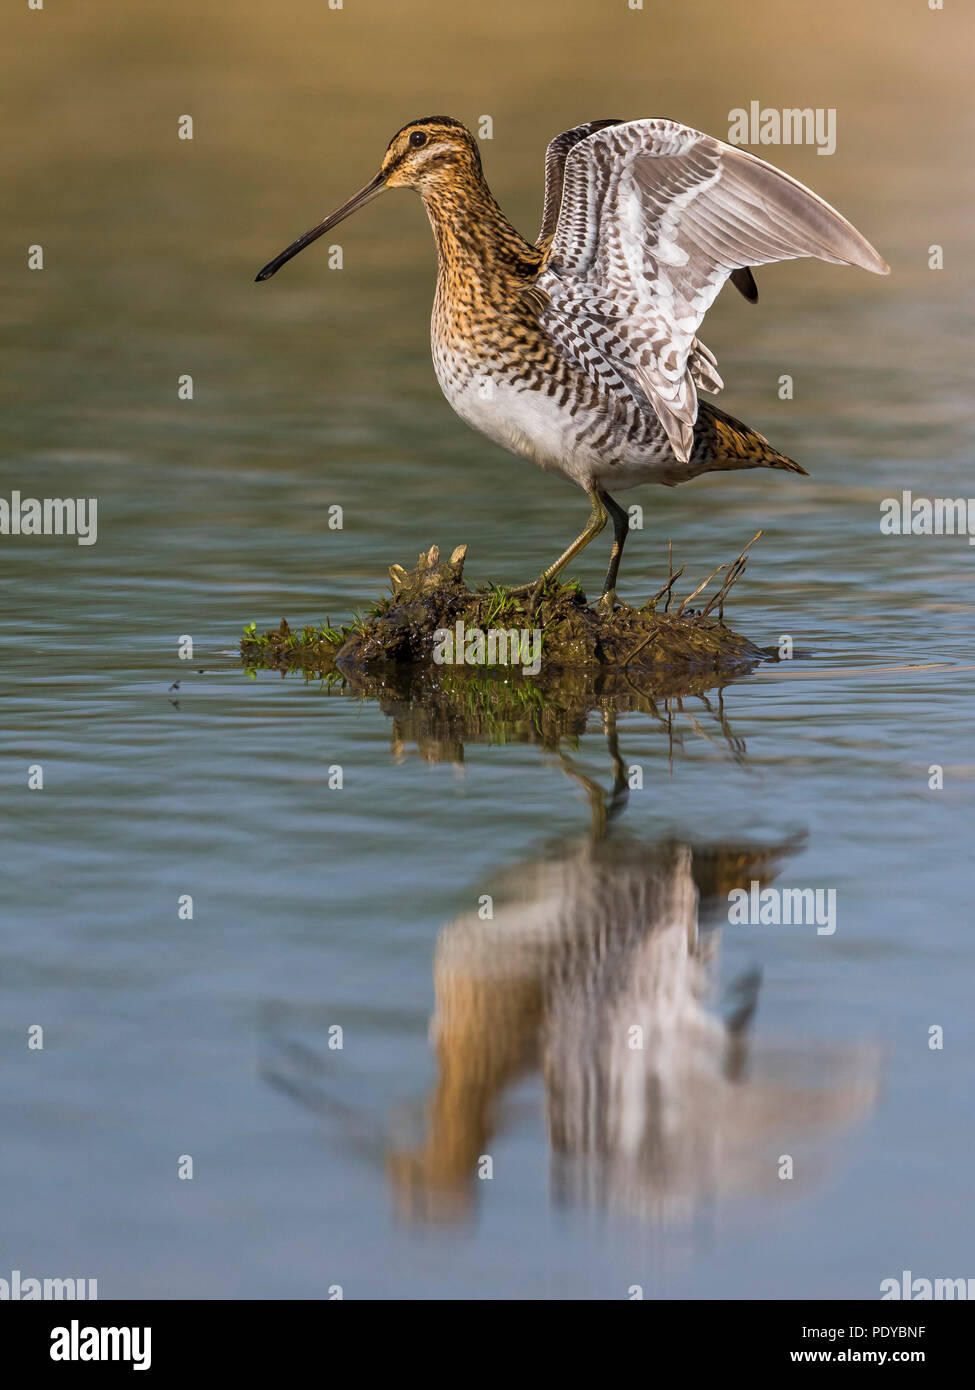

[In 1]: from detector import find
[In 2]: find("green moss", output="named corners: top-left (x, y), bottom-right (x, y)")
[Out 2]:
top-left (239, 538), bottom-right (766, 682)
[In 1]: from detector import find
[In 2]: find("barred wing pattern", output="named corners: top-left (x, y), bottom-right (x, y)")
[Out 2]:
top-left (538, 120), bottom-right (727, 400)
top-left (537, 120), bottom-right (625, 246)
top-left (536, 119), bottom-right (889, 462)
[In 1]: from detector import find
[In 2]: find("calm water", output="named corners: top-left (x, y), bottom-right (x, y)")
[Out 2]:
top-left (2, 0), bottom-right (973, 1298)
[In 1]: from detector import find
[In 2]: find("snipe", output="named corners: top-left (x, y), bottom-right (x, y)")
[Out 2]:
top-left (256, 116), bottom-right (888, 612)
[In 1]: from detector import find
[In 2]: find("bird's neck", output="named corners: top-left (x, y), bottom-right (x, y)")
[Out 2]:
top-left (419, 171), bottom-right (542, 292)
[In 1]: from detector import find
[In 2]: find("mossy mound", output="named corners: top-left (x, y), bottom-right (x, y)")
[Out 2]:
top-left (240, 537), bottom-right (766, 680)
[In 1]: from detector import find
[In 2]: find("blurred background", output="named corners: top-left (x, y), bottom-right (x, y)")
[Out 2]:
top-left (1, 0), bottom-right (973, 1299)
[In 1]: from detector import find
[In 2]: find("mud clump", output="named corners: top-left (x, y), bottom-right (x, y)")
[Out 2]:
top-left (240, 538), bottom-right (766, 680)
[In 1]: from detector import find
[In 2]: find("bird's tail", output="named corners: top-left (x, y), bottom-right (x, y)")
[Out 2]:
top-left (696, 403), bottom-right (808, 476)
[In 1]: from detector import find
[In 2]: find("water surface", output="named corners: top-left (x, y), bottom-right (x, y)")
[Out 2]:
top-left (1, 0), bottom-right (973, 1299)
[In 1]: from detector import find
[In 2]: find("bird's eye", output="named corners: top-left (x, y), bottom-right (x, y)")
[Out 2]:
top-left (409, 130), bottom-right (428, 148)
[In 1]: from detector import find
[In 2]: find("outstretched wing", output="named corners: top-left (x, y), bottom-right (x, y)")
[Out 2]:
top-left (539, 122), bottom-right (757, 307)
top-left (538, 119), bottom-right (739, 398)
top-left (537, 120), bottom-right (625, 246)
top-left (536, 118), bottom-right (889, 462)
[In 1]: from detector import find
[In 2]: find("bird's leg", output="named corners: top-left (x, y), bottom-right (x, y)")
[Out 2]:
top-left (508, 488), bottom-right (607, 601)
top-left (596, 488), bottom-right (630, 616)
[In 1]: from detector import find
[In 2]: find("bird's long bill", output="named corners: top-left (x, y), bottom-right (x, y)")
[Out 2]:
top-left (254, 173), bottom-right (386, 282)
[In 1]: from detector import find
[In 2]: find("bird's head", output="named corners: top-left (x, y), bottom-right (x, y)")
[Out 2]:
top-left (255, 117), bottom-right (479, 282)
top-left (379, 117), bottom-right (481, 189)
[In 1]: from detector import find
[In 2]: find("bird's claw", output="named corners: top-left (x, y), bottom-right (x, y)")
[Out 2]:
top-left (507, 575), bottom-right (547, 609)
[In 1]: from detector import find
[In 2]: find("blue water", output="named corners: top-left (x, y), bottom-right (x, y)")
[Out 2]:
top-left (2, 0), bottom-right (973, 1300)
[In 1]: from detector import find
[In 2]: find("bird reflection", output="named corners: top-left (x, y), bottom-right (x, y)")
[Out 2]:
top-left (385, 720), bottom-right (878, 1223)
top-left (261, 709), bottom-right (879, 1228)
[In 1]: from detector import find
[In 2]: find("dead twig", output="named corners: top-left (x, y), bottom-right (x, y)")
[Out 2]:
top-left (700, 531), bottom-right (763, 618)
top-left (644, 564), bottom-right (685, 611)
top-left (624, 628), bottom-right (661, 666)
top-left (674, 530), bottom-right (763, 618)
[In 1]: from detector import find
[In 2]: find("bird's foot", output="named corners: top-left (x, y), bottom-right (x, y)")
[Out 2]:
top-left (507, 575), bottom-right (548, 611)
top-left (594, 589), bottom-right (631, 619)
top-left (506, 579), bottom-right (536, 598)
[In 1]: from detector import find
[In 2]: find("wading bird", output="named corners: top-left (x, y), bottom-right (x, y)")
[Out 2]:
top-left (257, 117), bottom-right (888, 611)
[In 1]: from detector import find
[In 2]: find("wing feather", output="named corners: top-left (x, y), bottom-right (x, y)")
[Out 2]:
top-left (536, 120), bottom-right (625, 246)
top-left (537, 118), bottom-right (888, 461)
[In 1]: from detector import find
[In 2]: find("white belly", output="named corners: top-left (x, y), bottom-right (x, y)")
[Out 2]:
top-left (438, 367), bottom-right (580, 475)
top-left (433, 353), bottom-right (681, 494)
